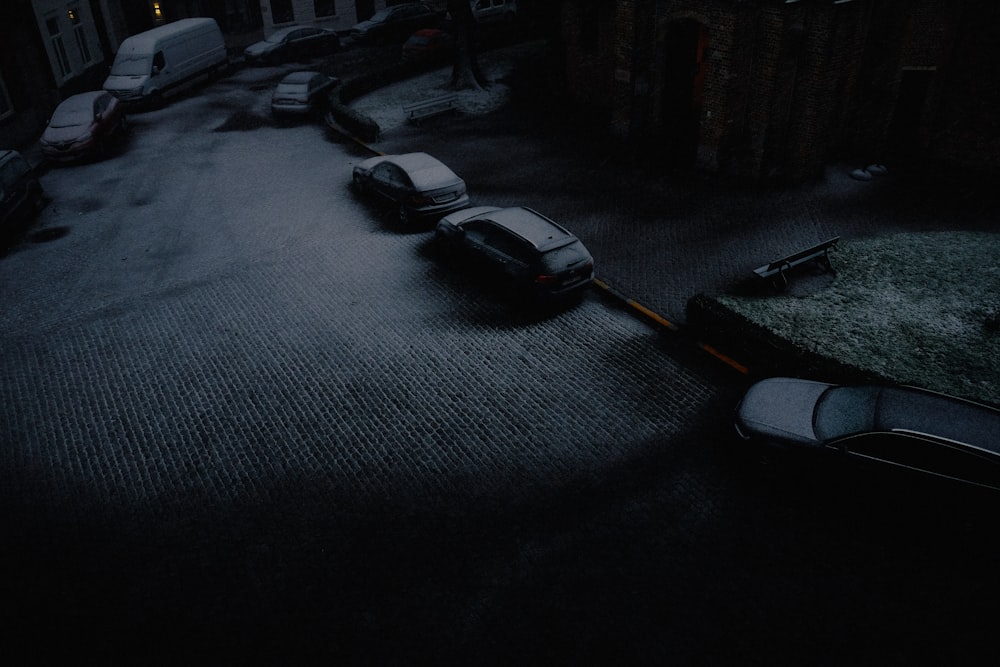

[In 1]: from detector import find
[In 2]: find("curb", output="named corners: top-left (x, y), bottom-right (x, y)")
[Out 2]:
top-left (593, 278), bottom-right (749, 375)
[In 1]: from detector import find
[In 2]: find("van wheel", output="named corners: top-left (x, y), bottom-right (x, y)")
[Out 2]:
top-left (149, 91), bottom-right (164, 110)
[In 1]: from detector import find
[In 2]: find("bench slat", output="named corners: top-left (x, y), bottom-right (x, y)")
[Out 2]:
top-left (753, 236), bottom-right (839, 287)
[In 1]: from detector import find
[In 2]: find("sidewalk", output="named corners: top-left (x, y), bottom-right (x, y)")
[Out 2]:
top-left (340, 45), bottom-right (998, 388)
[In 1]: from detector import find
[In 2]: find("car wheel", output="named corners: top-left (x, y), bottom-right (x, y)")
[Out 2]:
top-left (398, 205), bottom-right (410, 225)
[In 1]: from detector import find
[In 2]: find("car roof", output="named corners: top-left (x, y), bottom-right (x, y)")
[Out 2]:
top-left (475, 207), bottom-right (576, 251)
top-left (119, 18), bottom-right (217, 52)
top-left (59, 90), bottom-right (106, 107)
top-left (387, 153), bottom-right (461, 189)
top-left (281, 71), bottom-right (322, 84)
top-left (873, 386), bottom-right (1000, 455)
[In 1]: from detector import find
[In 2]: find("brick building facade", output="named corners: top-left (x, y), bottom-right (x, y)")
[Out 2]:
top-left (558, 0), bottom-right (999, 181)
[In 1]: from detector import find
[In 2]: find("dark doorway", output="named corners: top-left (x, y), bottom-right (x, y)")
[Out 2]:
top-left (356, 0), bottom-right (376, 22)
top-left (887, 69), bottom-right (933, 160)
top-left (661, 19), bottom-right (708, 168)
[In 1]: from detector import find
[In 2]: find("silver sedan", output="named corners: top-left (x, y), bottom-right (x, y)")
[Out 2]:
top-left (352, 152), bottom-right (470, 225)
top-left (735, 377), bottom-right (1000, 491)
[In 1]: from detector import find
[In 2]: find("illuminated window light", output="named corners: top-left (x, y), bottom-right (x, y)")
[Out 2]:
top-left (153, 2), bottom-right (162, 18)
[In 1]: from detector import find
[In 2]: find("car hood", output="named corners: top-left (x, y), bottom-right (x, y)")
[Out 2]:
top-left (736, 377), bottom-right (830, 447)
top-left (244, 42), bottom-right (277, 56)
top-left (350, 20), bottom-right (377, 33)
top-left (41, 124), bottom-right (90, 144)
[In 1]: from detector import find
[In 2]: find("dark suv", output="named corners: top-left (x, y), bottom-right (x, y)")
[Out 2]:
top-left (1, 150), bottom-right (45, 238)
top-left (435, 206), bottom-right (594, 299)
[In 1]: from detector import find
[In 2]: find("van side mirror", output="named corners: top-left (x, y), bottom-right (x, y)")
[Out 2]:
top-left (151, 66), bottom-right (160, 76)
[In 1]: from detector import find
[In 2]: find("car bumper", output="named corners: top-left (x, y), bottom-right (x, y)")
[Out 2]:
top-left (411, 194), bottom-right (471, 220)
top-left (271, 102), bottom-right (312, 115)
top-left (41, 141), bottom-right (97, 162)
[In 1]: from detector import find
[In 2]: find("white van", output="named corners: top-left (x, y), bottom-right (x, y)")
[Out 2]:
top-left (103, 18), bottom-right (228, 108)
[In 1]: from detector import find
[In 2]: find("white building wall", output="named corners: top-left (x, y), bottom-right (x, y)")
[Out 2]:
top-left (31, 0), bottom-right (105, 86)
top-left (258, 0), bottom-right (389, 36)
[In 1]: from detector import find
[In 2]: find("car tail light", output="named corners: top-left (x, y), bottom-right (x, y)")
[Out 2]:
top-left (534, 274), bottom-right (558, 285)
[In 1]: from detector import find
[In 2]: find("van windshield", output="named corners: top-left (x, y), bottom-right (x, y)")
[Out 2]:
top-left (111, 53), bottom-right (151, 76)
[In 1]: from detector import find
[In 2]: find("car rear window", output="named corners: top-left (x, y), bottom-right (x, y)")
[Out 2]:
top-left (540, 240), bottom-right (588, 272)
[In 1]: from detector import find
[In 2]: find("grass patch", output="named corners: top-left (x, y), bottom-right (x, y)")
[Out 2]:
top-left (709, 231), bottom-right (1000, 405)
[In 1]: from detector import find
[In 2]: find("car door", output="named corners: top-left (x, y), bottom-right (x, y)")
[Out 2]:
top-left (370, 162), bottom-right (410, 203)
top-left (296, 28), bottom-right (323, 57)
top-left (461, 220), bottom-right (526, 275)
top-left (838, 432), bottom-right (1000, 490)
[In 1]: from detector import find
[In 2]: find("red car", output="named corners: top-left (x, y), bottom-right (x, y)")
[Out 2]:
top-left (402, 28), bottom-right (456, 61)
top-left (40, 91), bottom-right (128, 163)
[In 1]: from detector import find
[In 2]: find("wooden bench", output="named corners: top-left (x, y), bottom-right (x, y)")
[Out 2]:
top-left (753, 236), bottom-right (840, 290)
top-left (403, 93), bottom-right (459, 124)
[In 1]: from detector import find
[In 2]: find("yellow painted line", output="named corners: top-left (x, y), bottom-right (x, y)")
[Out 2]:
top-left (697, 343), bottom-right (750, 375)
top-left (594, 277), bottom-right (750, 375)
top-left (627, 299), bottom-right (680, 332)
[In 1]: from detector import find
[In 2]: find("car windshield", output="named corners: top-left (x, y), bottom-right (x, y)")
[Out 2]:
top-left (813, 386), bottom-right (879, 441)
top-left (110, 53), bottom-right (151, 76)
top-left (266, 29), bottom-right (295, 43)
top-left (275, 83), bottom-right (308, 95)
top-left (1, 156), bottom-right (30, 189)
top-left (49, 100), bottom-right (93, 128)
top-left (368, 8), bottom-right (392, 23)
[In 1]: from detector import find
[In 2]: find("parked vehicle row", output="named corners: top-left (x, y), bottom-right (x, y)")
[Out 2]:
top-left (351, 152), bottom-right (594, 302)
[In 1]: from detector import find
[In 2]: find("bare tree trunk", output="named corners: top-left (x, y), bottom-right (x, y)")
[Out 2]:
top-left (447, 0), bottom-right (486, 90)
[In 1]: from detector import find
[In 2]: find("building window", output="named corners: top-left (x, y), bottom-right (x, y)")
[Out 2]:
top-left (315, 0), bottom-right (336, 18)
top-left (0, 74), bottom-right (12, 120)
top-left (46, 15), bottom-right (72, 79)
top-left (270, 0), bottom-right (295, 24)
top-left (68, 3), bottom-right (93, 64)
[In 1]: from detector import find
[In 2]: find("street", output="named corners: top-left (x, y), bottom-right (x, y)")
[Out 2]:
top-left (2, 58), bottom-right (998, 664)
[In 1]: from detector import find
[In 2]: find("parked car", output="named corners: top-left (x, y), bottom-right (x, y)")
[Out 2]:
top-left (470, 0), bottom-right (519, 24)
top-left (243, 25), bottom-right (340, 65)
top-left (735, 377), bottom-right (1000, 491)
top-left (344, 2), bottom-right (443, 46)
top-left (434, 206), bottom-right (595, 299)
top-left (352, 152), bottom-right (469, 225)
top-left (402, 28), bottom-right (456, 61)
top-left (447, 0), bottom-right (518, 25)
top-left (271, 71), bottom-right (339, 117)
top-left (40, 91), bottom-right (128, 163)
top-left (1, 150), bottom-right (45, 236)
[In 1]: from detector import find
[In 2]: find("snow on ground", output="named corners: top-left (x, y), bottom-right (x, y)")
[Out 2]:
top-left (348, 41), bottom-right (544, 133)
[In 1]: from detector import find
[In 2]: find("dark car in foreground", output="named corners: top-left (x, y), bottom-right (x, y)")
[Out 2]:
top-left (735, 377), bottom-right (1000, 491)
top-left (435, 206), bottom-right (595, 299)
top-left (243, 25), bottom-right (340, 65)
top-left (1, 150), bottom-right (45, 237)
top-left (40, 91), bottom-right (127, 163)
top-left (344, 2), bottom-right (442, 45)
top-left (271, 71), bottom-right (339, 118)
top-left (352, 152), bottom-right (469, 225)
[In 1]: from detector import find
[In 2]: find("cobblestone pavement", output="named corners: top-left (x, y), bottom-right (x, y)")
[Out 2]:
top-left (2, 49), bottom-right (999, 664)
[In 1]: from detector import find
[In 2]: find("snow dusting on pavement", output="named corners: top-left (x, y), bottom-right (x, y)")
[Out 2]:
top-left (349, 41), bottom-right (543, 133)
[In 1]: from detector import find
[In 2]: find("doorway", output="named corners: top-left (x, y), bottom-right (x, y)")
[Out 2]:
top-left (887, 68), bottom-right (933, 160)
top-left (660, 19), bottom-right (708, 167)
